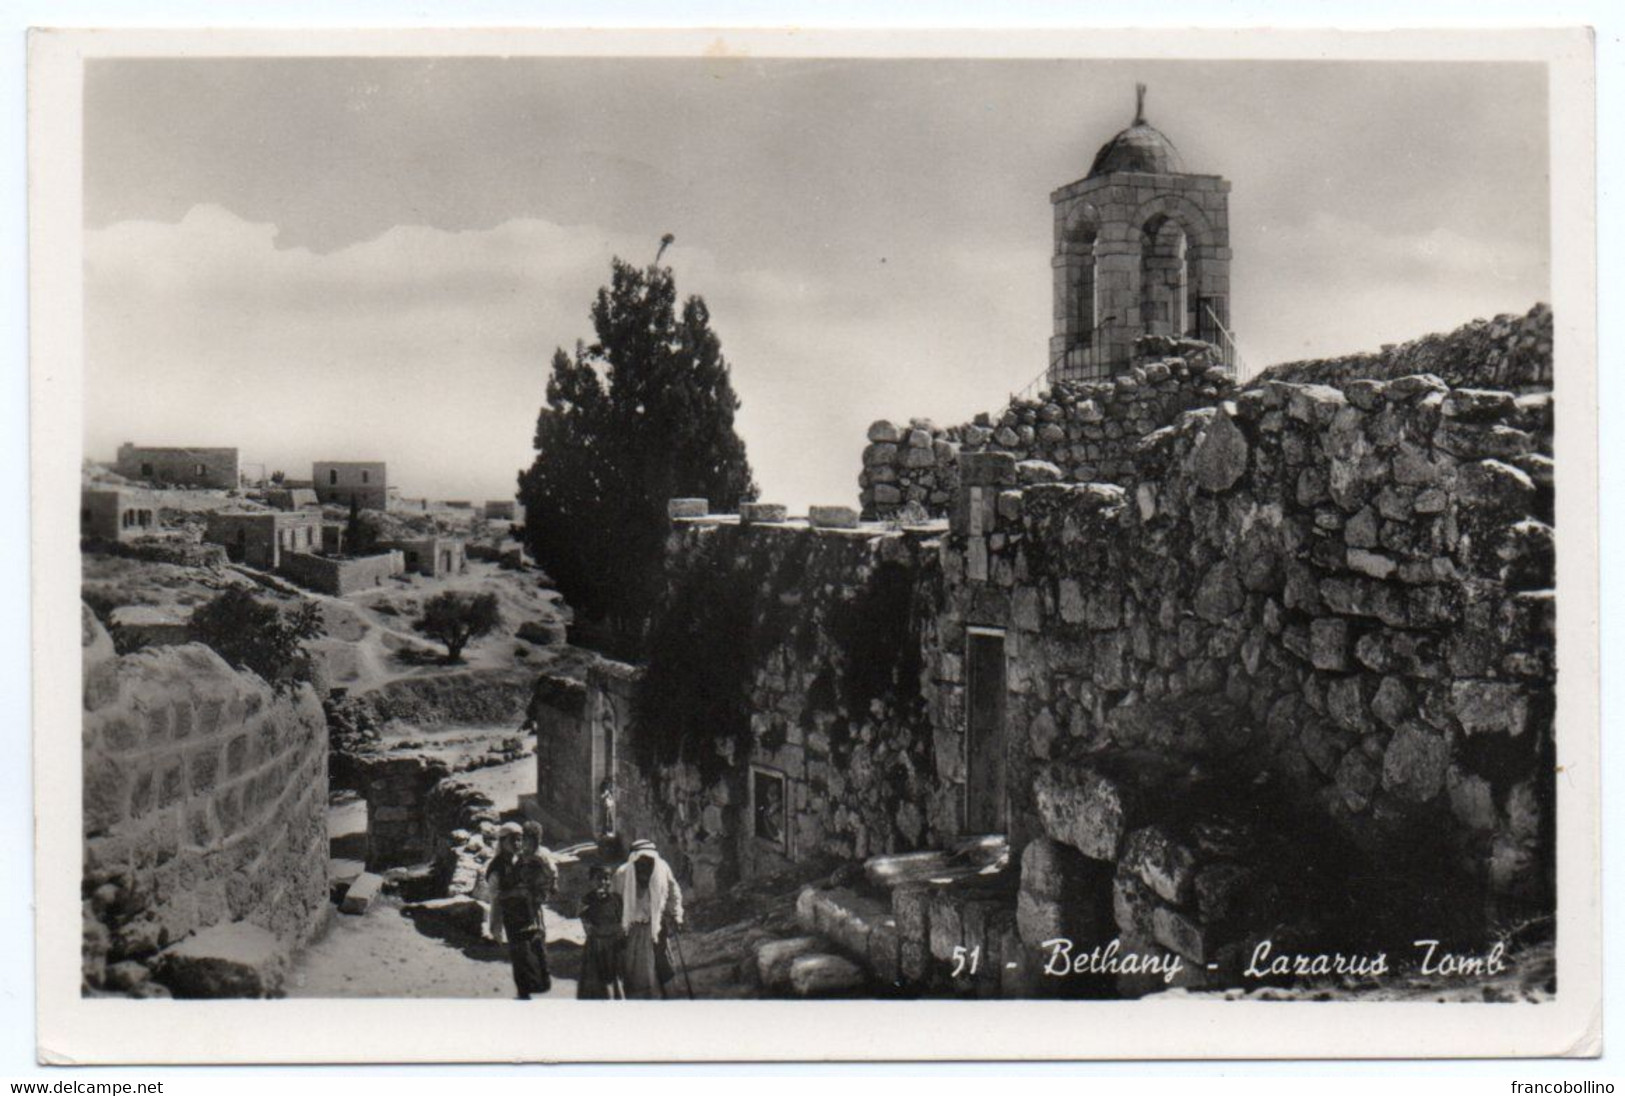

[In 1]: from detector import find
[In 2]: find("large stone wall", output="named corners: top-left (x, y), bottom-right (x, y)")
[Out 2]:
top-left (861, 337), bottom-right (1234, 520)
top-left (552, 520), bottom-right (950, 898)
top-left (934, 360), bottom-right (1554, 986)
top-left (1258, 303), bottom-right (1552, 392)
top-left (81, 606), bottom-right (330, 997)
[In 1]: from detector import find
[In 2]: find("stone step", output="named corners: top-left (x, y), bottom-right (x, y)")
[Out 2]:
top-left (152, 922), bottom-right (287, 999)
top-left (755, 934), bottom-right (826, 990)
top-left (788, 952), bottom-right (867, 997)
top-left (339, 871), bottom-right (383, 915)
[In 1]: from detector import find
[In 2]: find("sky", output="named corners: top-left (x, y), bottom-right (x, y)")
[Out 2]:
top-left (83, 57), bottom-right (1550, 510)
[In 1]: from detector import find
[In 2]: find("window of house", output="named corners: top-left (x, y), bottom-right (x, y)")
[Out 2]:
top-left (140, 462), bottom-right (153, 477)
top-left (361, 470), bottom-right (370, 484)
top-left (195, 463), bottom-right (207, 477)
top-left (329, 469), bottom-right (339, 485)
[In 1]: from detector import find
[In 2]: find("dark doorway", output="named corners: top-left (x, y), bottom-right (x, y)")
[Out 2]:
top-left (965, 627), bottom-right (1008, 834)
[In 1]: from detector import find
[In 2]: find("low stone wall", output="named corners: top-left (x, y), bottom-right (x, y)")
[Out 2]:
top-left (278, 549), bottom-right (404, 595)
top-left (1259, 303), bottom-right (1552, 393)
top-left (81, 607), bottom-right (329, 997)
top-left (861, 339), bottom-right (1233, 520)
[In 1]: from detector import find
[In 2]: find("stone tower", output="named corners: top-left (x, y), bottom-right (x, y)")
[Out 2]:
top-left (1049, 85), bottom-right (1233, 382)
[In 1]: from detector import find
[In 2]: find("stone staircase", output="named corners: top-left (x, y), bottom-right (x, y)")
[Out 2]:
top-left (750, 836), bottom-right (1020, 997)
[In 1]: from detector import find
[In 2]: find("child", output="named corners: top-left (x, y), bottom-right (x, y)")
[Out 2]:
top-left (577, 862), bottom-right (626, 999)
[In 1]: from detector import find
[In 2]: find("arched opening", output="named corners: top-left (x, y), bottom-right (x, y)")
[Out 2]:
top-left (1139, 214), bottom-right (1193, 337)
top-left (1061, 206), bottom-right (1102, 367)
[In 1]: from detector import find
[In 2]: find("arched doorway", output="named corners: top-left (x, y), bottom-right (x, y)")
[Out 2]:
top-left (1139, 213), bottom-right (1192, 337)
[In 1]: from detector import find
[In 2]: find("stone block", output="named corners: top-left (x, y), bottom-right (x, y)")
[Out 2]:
top-left (1033, 763), bottom-right (1137, 861)
top-left (927, 890), bottom-right (964, 961)
top-left (1112, 872), bottom-right (1158, 940)
top-left (1119, 825), bottom-right (1198, 905)
top-left (1451, 680), bottom-right (1531, 736)
top-left (867, 420), bottom-right (902, 444)
top-left (666, 498), bottom-right (708, 519)
top-left (402, 895), bottom-right (486, 938)
top-left (808, 505), bottom-right (859, 529)
top-left (339, 871), bottom-right (383, 915)
top-left (739, 502), bottom-right (788, 524)
top-left (960, 451), bottom-right (1018, 487)
top-left (1151, 904), bottom-right (1212, 964)
top-left (1016, 459), bottom-right (1064, 485)
top-left (788, 953), bottom-right (867, 997)
top-left (1381, 723), bottom-right (1449, 803)
top-left (756, 935), bottom-right (824, 989)
top-left (867, 918), bottom-right (903, 988)
top-left (153, 922), bottom-right (286, 998)
top-left (1188, 407), bottom-right (1250, 492)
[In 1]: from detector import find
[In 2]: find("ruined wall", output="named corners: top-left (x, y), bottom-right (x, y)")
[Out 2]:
top-left (861, 337), bottom-right (1234, 520)
top-left (933, 359), bottom-right (1554, 986)
top-left (1259, 303), bottom-right (1552, 392)
top-left (81, 607), bottom-right (329, 995)
top-left (579, 521), bottom-right (950, 896)
top-left (277, 549), bottom-right (405, 595)
top-left (526, 672), bottom-right (595, 841)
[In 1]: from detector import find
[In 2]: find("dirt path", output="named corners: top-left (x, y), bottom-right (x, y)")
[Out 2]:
top-left (291, 758), bottom-right (586, 999)
top-left (287, 895), bottom-right (585, 999)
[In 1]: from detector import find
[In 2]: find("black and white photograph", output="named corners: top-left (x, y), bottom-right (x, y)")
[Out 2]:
top-left (27, 25), bottom-right (1601, 1064)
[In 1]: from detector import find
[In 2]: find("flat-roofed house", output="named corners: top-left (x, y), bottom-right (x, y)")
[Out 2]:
top-left (204, 511), bottom-right (324, 571)
top-left (116, 444), bottom-right (240, 488)
top-left (81, 487), bottom-right (158, 542)
top-left (313, 462), bottom-right (387, 510)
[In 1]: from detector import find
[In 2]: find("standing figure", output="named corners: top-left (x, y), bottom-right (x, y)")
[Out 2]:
top-left (576, 862), bottom-right (626, 999)
top-left (615, 839), bottom-right (683, 999)
top-left (597, 777), bottom-right (619, 841)
top-left (485, 820), bottom-right (556, 999)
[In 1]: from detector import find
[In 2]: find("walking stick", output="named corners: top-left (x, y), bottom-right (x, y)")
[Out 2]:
top-left (670, 921), bottom-right (696, 1000)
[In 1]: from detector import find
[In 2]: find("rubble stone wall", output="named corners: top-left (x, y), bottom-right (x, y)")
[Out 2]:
top-left (861, 338), bottom-right (1234, 520)
top-left (936, 358), bottom-right (1554, 987)
top-left (1259, 303), bottom-right (1552, 392)
top-left (603, 521), bottom-right (950, 896)
top-left (277, 549), bottom-right (404, 595)
top-left (81, 607), bottom-right (329, 994)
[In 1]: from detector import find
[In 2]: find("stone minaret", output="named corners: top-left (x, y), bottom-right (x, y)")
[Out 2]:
top-left (1049, 85), bottom-right (1234, 382)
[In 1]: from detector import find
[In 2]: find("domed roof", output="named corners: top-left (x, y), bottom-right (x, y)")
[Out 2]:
top-left (1087, 84), bottom-right (1186, 177)
top-left (1088, 121), bottom-right (1184, 177)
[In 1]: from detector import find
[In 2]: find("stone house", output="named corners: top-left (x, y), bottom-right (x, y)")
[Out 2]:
top-left (383, 536), bottom-right (467, 578)
top-left (484, 500), bottom-right (524, 524)
top-left (264, 487), bottom-right (319, 511)
top-left (203, 511), bottom-right (324, 571)
top-left (313, 461), bottom-right (387, 510)
top-left (81, 486), bottom-right (157, 542)
top-left (116, 444), bottom-right (240, 489)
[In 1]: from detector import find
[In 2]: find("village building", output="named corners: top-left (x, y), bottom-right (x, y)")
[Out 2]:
top-left (203, 510), bottom-right (324, 570)
top-left (383, 536), bottom-right (468, 578)
top-left (115, 443), bottom-right (240, 489)
top-left (483, 500), bottom-right (524, 524)
top-left (264, 487), bottom-right (319, 511)
top-left (313, 461), bottom-right (388, 510)
top-left (80, 486), bottom-right (157, 542)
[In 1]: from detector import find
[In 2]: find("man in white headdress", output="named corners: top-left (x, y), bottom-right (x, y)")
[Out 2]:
top-left (614, 838), bottom-right (684, 998)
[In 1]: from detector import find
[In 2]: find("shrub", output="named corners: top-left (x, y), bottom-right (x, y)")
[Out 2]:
top-left (416, 591), bottom-right (502, 663)
top-left (189, 586), bottom-right (322, 686)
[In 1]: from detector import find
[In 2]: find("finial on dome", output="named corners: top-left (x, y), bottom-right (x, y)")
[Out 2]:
top-left (1135, 83), bottom-right (1147, 125)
